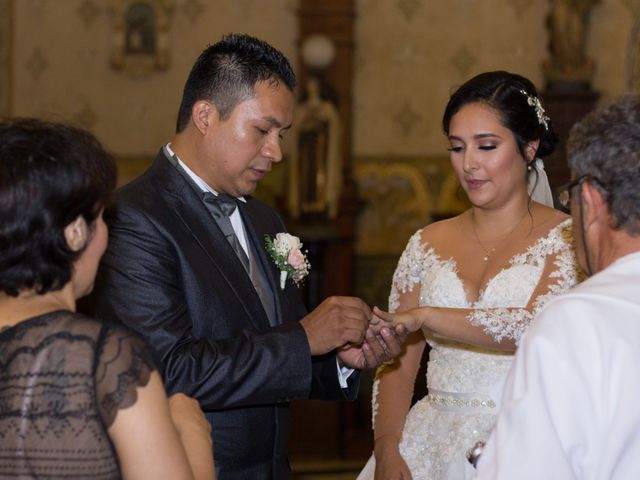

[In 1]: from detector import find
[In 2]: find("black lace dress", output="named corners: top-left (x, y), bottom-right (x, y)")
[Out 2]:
top-left (0, 310), bottom-right (157, 479)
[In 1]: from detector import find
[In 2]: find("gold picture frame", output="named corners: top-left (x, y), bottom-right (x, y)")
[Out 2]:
top-left (110, 0), bottom-right (174, 74)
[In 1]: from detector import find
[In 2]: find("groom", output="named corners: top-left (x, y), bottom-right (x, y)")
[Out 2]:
top-left (90, 33), bottom-right (405, 478)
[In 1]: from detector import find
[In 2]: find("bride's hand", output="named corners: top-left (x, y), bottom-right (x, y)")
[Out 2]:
top-left (374, 436), bottom-right (413, 480)
top-left (371, 306), bottom-right (422, 333)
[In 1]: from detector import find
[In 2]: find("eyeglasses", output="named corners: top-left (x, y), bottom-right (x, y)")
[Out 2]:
top-left (556, 175), bottom-right (606, 209)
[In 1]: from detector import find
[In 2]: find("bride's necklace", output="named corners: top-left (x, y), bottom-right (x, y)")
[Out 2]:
top-left (470, 210), bottom-right (528, 262)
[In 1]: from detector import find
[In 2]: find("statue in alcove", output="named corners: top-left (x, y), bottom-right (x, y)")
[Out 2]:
top-left (287, 76), bottom-right (342, 219)
top-left (544, 0), bottom-right (601, 85)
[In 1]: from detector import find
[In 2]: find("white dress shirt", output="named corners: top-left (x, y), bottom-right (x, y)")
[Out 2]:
top-left (475, 252), bottom-right (640, 480)
top-left (165, 144), bottom-right (250, 256)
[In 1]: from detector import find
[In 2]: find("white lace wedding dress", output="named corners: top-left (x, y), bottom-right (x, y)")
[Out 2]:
top-left (358, 219), bottom-right (579, 480)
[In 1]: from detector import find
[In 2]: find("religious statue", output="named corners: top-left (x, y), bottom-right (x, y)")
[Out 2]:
top-left (544, 0), bottom-right (601, 85)
top-left (287, 77), bottom-right (342, 219)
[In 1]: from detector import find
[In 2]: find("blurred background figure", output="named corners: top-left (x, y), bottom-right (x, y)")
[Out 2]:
top-left (288, 75), bottom-right (343, 220)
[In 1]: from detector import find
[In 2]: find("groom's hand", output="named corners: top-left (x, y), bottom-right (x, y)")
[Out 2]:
top-left (337, 324), bottom-right (407, 370)
top-left (300, 296), bottom-right (371, 356)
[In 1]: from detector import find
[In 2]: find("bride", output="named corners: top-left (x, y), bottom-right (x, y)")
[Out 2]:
top-left (358, 71), bottom-right (582, 479)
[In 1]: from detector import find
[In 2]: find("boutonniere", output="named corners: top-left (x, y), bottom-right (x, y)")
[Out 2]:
top-left (264, 233), bottom-right (311, 290)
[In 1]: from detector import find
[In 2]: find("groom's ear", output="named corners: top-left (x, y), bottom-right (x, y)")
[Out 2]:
top-left (192, 100), bottom-right (218, 135)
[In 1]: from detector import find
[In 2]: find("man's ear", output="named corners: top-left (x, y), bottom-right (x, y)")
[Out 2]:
top-left (64, 216), bottom-right (89, 252)
top-left (192, 100), bottom-right (218, 135)
top-left (525, 139), bottom-right (540, 163)
top-left (580, 182), bottom-right (607, 230)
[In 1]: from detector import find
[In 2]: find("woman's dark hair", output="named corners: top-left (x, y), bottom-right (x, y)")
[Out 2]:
top-left (442, 71), bottom-right (558, 160)
top-left (0, 118), bottom-right (117, 296)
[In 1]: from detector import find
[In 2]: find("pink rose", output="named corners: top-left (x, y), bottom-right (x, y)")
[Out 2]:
top-left (287, 248), bottom-right (306, 269)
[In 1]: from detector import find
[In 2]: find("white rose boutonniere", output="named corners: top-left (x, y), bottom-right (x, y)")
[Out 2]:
top-left (264, 233), bottom-right (311, 289)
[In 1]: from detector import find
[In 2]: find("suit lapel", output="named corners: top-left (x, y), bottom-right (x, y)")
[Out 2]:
top-left (150, 153), bottom-right (271, 330)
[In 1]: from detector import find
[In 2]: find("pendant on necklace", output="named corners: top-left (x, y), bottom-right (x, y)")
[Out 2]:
top-left (483, 247), bottom-right (496, 262)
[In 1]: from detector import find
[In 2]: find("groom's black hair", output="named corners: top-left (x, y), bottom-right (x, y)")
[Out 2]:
top-left (176, 33), bottom-right (296, 132)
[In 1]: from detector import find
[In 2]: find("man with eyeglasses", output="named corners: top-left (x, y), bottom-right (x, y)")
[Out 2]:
top-left (473, 94), bottom-right (640, 479)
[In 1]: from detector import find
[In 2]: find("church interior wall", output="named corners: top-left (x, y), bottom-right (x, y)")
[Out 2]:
top-left (3, 0), bottom-right (636, 305)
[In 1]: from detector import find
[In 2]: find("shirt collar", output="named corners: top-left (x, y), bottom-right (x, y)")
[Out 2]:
top-left (164, 143), bottom-right (246, 203)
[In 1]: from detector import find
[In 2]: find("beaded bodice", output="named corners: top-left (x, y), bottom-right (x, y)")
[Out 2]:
top-left (389, 219), bottom-right (577, 396)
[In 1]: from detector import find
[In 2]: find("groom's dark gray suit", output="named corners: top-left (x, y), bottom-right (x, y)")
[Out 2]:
top-left (91, 149), bottom-right (359, 479)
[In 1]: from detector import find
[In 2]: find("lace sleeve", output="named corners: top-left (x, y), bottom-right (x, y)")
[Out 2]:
top-left (468, 220), bottom-right (580, 345)
top-left (388, 230), bottom-right (432, 313)
top-left (94, 324), bottom-right (158, 428)
top-left (372, 230), bottom-right (431, 427)
top-left (467, 308), bottom-right (535, 345)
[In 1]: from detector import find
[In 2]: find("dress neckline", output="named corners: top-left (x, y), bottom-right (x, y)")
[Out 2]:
top-left (420, 219), bottom-right (569, 306)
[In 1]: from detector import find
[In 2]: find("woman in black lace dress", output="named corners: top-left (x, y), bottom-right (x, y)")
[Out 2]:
top-left (0, 119), bottom-right (214, 479)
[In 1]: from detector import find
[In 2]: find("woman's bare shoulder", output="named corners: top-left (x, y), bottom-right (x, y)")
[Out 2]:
top-left (532, 204), bottom-right (570, 231)
top-left (418, 212), bottom-right (467, 246)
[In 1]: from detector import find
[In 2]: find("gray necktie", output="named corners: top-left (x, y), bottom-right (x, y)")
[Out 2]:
top-left (202, 192), bottom-right (251, 273)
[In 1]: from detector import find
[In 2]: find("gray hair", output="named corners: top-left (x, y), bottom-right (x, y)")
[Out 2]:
top-left (567, 94), bottom-right (640, 234)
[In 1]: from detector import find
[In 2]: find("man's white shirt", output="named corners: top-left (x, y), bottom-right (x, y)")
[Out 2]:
top-left (475, 252), bottom-right (640, 480)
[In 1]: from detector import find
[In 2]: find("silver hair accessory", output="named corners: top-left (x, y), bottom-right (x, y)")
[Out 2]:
top-left (520, 90), bottom-right (550, 131)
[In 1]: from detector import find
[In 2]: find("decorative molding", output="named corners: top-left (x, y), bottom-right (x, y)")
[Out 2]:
top-left (77, 0), bottom-right (101, 27)
top-left (237, 0), bottom-right (256, 17)
top-left (284, 0), bottom-right (297, 15)
top-left (393, 101), bottom-right (421, 136)
top-left (25, 47), bottom-right (48, 81)
top-left (109, 0), bottom-right (175, 74)
top-left (622, 0), bottom-right (640, 17)
top-left (507, 0), bottom-right (533, 18)
top-left (393, 43), bottom-right (418, 69)
top-left (354, 156), bottom-right (469, 255)
top-left (358, 0), bottom-right (383, 13)
top-left (355, 161), bottom-right (432, 255)
top-left (181, 0), bottom-right (204, 25)
top-left (73, 101), bottom-right (99, 130)
top-left (450, 45), bottom-right (477, 78)
top-left (396, 0), bottom-right (423, 22)
top-left (0, 0), bottom-right (11, 116)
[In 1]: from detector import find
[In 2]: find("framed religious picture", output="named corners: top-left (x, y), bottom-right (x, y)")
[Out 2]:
top-left (110, 0), bottom-right (174, 74)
